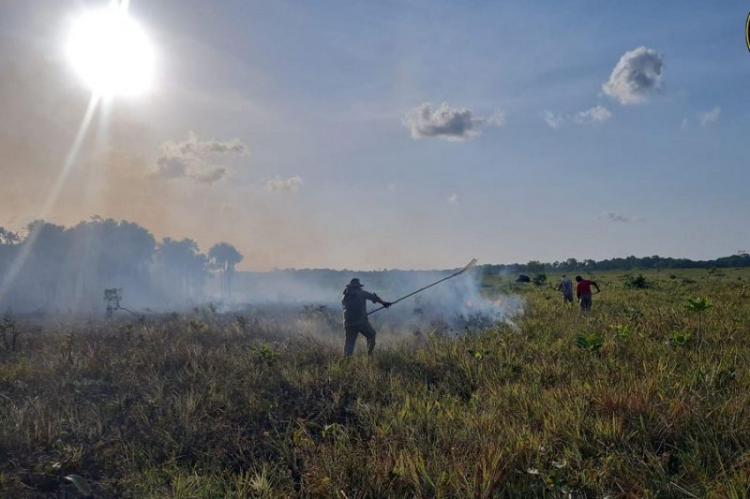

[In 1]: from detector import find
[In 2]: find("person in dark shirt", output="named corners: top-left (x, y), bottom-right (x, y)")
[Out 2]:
top-left (575, 275), bottom-right (600, 312)
top-left (341, 278), bottom-right (391, 356)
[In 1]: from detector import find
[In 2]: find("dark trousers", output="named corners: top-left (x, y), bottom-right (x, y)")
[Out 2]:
top-left (344, 322), bottom-right (376, 356)
top-left (580, 294), bottom-right (592, 312)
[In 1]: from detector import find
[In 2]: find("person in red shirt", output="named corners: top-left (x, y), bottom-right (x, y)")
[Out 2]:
top-left (575, 275), bottom-right (600, 312)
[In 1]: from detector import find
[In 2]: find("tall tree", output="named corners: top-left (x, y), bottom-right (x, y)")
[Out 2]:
top-left (156, 238), bottom-right (208, 302)
top-left (208, 243), bottom-right (243, 300)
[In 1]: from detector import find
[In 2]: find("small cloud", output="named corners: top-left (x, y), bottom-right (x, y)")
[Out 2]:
top-left (485, 111), bottom-right (506, 127)
top-left (698, 106), bottom-right (720, 127)
top-left (154, 156), bottom-right (189, 179)
top-left (544, 106), bottom-right (611, 128)
top-left (386, 183), bottom-right (397, 192)
top-left (603, 47), bottom-right (664, 105)
top-left (265, 175), bottom-right (302, 193)
top-left (174, 131), bottom-right (248, 156)
top-left (601, 211), bottom-right (642, 223)
top-left (403, 102), bottom-right (503, 141)
top-left (154, 131), bottom-right (248, 184)
top-left (680, 117), bottom-right (688, 130)
top-left (448, 193), bottom-right (460, 205)
top-left (543, 111), bottom-right (565, 130)
top-left (193, 167), bottom-right (227, 184)
top-left (572, 105), bottom-right (612, 125)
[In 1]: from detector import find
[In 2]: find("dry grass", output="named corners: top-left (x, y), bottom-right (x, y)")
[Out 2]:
top-left (1, 268), bottom-right (749, 497)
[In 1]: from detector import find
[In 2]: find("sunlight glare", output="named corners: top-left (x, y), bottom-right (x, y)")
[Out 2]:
top-left (66, 5), bottom-right (155, 97)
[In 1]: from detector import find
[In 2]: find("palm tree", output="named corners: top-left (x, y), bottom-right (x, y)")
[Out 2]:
top-left (208, 243), bottom-right (243, 301)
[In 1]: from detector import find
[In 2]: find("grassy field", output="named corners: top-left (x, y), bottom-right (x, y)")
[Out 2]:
top-left (1, 268), bottom-right (750, 497)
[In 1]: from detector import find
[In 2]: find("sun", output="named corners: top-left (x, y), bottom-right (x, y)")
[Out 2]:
top-left (66, 5), bottom-right (155, 97)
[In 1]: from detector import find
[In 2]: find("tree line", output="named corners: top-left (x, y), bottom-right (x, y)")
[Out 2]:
top-left (0, 218), bottom-right (243, 314)
top-left (483, 253), bottom-right (750, 275)
top-left (2, 216), bottom-right (747, 314)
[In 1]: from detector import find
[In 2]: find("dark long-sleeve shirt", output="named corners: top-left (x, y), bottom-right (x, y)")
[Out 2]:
top-left (342, 287), bottom-right (382, 326)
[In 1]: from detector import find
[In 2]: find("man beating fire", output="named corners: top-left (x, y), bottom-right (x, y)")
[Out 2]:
top-left (341, 278), bottom-right (392, 356)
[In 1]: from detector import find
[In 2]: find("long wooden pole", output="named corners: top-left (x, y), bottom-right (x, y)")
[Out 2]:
top-left (367, 259), bottom-right (477, 316)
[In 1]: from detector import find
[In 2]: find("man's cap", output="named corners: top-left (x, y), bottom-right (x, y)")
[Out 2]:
top-left (347, 278), bottom-right (363, 288)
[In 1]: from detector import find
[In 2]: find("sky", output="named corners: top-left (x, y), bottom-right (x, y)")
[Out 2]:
top-left (0, 0), bottom-right (748, 270)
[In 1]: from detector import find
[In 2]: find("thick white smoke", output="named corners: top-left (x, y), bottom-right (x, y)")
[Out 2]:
top-left (370, 270), bottom-right (523, 335)
top-left (229, 267), bottom-right (523, 337)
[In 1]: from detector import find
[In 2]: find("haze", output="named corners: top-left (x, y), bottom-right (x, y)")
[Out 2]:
top-left (1, 1), bottom-right (748, 271)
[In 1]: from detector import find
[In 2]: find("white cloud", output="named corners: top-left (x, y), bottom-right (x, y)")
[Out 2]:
top-left (485, 111), bottom-right (507, 127)
top-left (448, 193), bottom-right (460, 205)
top-left (603, 47), bottom-right (664, 105)
top-left (154, 156), bottom-right (189, 179)
top-left (543, 111), bottom-right (565, 130)
top-left (572, 105), bottom-right (612, 125)
top-left (193, 167), bottom-right (227, 184)
top-left (698, 107), bottom-right (720, 127)
top-left (404, 102), bottom-right (503, 141)
top-left (154, 131), bottom-right (248, 185)
top-left (601, 211), bottom-right (642, 223)
top-left (265, 175), bottom-right (302, 193)
top-left (544, 106), bottom-right (612, 128)
top-left (171, 131), bottom-right (248, 156)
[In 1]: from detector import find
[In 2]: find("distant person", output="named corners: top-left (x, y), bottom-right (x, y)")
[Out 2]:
top-left (575, 275), bottom-right (600, 312)
top-left (341, 278), bottom-right (392, 356)
top-left (557, 275), bottom-right (574, 304)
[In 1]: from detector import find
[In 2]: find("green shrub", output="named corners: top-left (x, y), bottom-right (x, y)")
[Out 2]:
top-left (624, 273), bottom-right (649, 289)
top-left (575, 333), bottom-right (603, 352)
top-left (532, 273), bottom-right (547, 286)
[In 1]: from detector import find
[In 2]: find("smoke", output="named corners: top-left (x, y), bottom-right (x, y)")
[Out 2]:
top-left (0, 218), bottom-right (245, 314)
top-left (371, 270), bottom-right (523, 333)
top-left (231, 267), bottom-right (523, 334)
top-left (0, 217), bottom-right (522, 339)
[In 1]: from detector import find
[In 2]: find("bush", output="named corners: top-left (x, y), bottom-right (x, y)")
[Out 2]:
top-left (532, 273), bottom-right (547, 286)
top-left (624, 274), bottom-right (648, 289)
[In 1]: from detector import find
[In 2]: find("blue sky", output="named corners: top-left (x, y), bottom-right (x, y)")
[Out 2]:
top-left (0, 0), bottom-right (748, 269)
